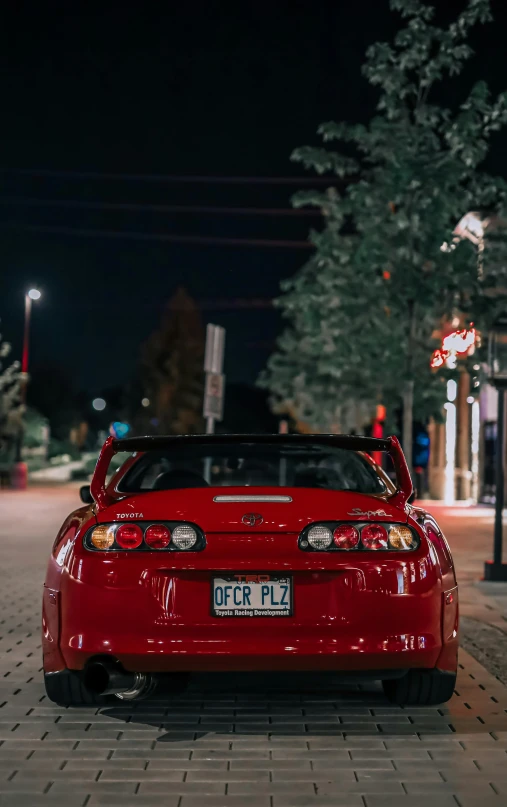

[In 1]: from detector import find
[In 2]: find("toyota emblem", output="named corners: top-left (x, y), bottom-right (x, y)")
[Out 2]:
top-left (242, 513), bottom-right (264, 527)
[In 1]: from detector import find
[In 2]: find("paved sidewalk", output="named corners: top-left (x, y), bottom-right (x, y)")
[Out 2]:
top-left (421, 503), bottom-right (507, 687)
top-left (1, 487), bottom-right (507, 806)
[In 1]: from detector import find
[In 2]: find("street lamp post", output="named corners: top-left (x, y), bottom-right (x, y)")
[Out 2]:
top-left (12, 289), bottom-right (41, 488)
top-left (484, 313), bottom-right (507, 581)
top-left (20, 289), bottom-right (41, 402)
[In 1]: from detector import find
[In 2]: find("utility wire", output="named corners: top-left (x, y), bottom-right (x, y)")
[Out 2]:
top-left (6, 169), bottom-right (335, 185)
top-left (11, 223), bottom-right (313, 249)
top-left (61, 298), bottom-right (275, 310)
top-left (0, 196), bottom-right (320, 217)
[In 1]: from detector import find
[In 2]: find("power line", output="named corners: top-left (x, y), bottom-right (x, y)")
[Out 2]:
top-left (6, 169), bottom-right (335, 185)
top-left (58, 298), bottom-right (275, 310)
top-left (0, 196), bottom-right (319, 217)
top-left (11, 223), bottom-right (313, 249)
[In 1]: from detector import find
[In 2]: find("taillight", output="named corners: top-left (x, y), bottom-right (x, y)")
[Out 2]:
top-left (145, 524), bottom-right (171, 549)
top-left (116, 524), bottom-right (143, 549)
top-left (333, 524), bottom-right (360, 550)
top-left (307, 525), bottom-right (333, 550)
top-left (361, 524), bottom-right (388, 550)
top-left (388, 524), bottom-right (417, 550)
top-left (90, 525), bottom-right (115, 550)
top-left (84, 521), bottom-right (204, 551)
top-left (171, 524), bottom-right (198, 550)
top-left (300, 522), bottom-right (419, 551)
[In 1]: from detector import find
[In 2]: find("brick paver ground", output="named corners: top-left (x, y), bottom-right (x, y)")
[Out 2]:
top-left (1, 486), bottom-right (507, 806)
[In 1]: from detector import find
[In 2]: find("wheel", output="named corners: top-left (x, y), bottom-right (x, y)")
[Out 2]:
top-left (382, 669), bottom-right (456, 706)
top-left (44, 670), bottom-right (108, 707)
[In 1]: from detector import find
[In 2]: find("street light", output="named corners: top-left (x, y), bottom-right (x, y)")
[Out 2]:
top-left (12, 288), bottom-right (42, 488)
top-left (485, 313), bottom-right (507, 581)
top-left (20, 289), bottom-right (42, 403)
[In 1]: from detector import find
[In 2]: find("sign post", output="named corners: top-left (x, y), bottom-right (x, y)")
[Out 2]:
top-left (203, 324), bottom-right (226, 481)
top-left (485, 314), bottom-right (507, 581)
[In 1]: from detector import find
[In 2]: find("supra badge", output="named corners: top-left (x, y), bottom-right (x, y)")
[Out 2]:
top-left (241, 513), bottom-right (264, 527)
top-left (347, 508), bottom-right (388, 519)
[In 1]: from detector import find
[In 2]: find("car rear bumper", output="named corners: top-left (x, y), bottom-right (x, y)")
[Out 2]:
top-left (44, 558), bottom-right (458, 676)
top-left (62, 640), bottom-right (442, 674)
top-left (50, 594), bottom-right (455, 676)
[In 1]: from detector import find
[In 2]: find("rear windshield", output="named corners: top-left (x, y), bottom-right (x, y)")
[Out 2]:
top-left (118, 442), bottom-right (390, 495)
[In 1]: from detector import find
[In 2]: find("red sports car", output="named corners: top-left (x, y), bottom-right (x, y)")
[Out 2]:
top-left (43, 434), bottom-right (458, 707)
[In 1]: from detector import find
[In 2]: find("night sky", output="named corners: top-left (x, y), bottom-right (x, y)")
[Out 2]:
top-left (2, 0), bottom-right (507, 402)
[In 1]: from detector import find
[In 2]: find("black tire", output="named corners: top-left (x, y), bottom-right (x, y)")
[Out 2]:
top-left (382, 669), bottom-right (456, 706)
top-left (44, 670), bottom-right (108, 707)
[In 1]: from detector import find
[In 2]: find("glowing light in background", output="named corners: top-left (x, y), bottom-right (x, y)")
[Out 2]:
top-left (430, 325), bottom-right (477, 369)
top-left (442, 327), bottom-right (476, 355)
top-left (444, 401), bottom-right (456, 505)
top-left (92, 398), bottom-right (106, 411)
top-left (27, 288), bottom-right (41, 300)
top-left (471, 401), bottom-right (480, 503)
top-left (141, 397), bottom-right (150, 407)
top-left (110, 421), bottom-right (130, 438)
top-left (447, 379), bottom-right (457, 402)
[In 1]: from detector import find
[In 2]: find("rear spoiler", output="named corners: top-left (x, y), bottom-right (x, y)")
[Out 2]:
top-left (90, 433), bottom-right (413, 510)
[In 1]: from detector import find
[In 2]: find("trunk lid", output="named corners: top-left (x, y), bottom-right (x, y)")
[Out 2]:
top-left (101, 487), bottom-right (407, 531)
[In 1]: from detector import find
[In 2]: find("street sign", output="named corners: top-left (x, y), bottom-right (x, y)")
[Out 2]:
top-left (203, 324), bottom-right (226, 432)
top-left (203, 372), bottom-right (225, 421)
top-left (204, 324), bottom-right (225, 374)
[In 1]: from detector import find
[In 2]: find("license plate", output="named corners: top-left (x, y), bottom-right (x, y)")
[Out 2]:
top-left (211, 574), bottom-right (293, 617)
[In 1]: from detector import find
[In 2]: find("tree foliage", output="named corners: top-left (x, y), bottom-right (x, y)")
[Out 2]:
top-left (0, 322), bottom-right (21, 456)
top-left (133, 288), bottom-right (205, 435)
top-left (261, 0), bottom-right (507, 433)
top-left (27, 363), bottom-right (87, 441)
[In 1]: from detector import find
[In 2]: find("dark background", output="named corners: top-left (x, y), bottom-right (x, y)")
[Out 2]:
top-left (1, 0), bottom-right (507, 401)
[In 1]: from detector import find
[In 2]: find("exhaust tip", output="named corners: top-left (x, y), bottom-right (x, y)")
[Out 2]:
top-left (84, 659), bottom-right (155, 700)
top-left (84, 661), bottom-right (112, 695)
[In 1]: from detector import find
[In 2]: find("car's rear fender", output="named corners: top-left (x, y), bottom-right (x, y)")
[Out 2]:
top-left (46, 505), bottom-right (97, 589)
top-left (408, 510), bottom-right (458, 673)
top-left (43, 507), bottom-right (97, 673)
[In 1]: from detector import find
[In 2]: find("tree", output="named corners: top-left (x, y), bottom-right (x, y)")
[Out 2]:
top-left (27, 363), bottom-right (86, 442)
top-left (0, 322), bottom-right (22, 460)
top-left (260, 0), bottom-right (507, 468)
top-left (133, 288), bottom-right (205, 434)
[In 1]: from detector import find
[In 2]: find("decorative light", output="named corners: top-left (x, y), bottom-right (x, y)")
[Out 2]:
top-left (471, 401), bottom-right (480, 503)
top-left (447, 379), bottom-right (457, 402)
top-left (92, 398), bottom-right (106, 411)
top-left (110, 421), bottom-right (130, 438)
top-left (444, 402), bottom-right (456, 505)
top-left (467, 396), bottom-right (474, 404)
top-left (453, 212), bottom-right (487, 245)
top-left (430, 349), bottom-right (446, 369)
top-left (141, 397), bottom-right (150, 407)
top-left (430, 325), bottom-right (477, 369)
top-left (442, 327), bottom-right (476, 355)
